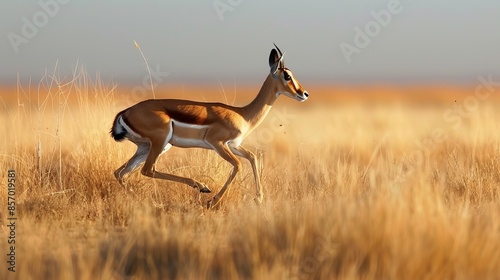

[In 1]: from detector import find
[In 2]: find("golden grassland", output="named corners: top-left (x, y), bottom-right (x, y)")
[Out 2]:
top-left (1, 76), bottom-right (500, 279)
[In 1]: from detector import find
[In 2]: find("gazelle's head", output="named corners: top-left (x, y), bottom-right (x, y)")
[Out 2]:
top-left (269, 44), bottom-right (309, 102)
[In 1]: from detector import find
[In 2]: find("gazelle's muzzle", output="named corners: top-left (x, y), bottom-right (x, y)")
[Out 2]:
top-left (297, 90), bottom-right (309, 102)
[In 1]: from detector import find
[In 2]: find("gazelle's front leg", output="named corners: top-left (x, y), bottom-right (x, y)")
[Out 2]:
top-left (206, 141), bottom-right (242, 209)
top-left (231, 146), bottom-right (263, 204)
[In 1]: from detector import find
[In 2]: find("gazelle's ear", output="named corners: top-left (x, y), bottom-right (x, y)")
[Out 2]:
top-left (269, 48), bottom-right (280, 78)
top-left (269, 48), bottom-right (280, 68)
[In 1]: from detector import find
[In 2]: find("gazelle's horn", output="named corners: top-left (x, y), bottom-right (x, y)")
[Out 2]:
top-left (273, 43), bottom-right (285, 68)
top-left (277, 51), bottom-right (286, 67)
top-left (273, 43), bottom-right (283, 57)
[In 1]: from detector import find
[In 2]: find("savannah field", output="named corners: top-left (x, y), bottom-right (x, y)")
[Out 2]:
top-left (1, 74), bottom-right (500, 280)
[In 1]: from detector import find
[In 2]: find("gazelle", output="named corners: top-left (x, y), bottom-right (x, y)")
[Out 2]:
top-left (110, 44), bottom-right (308, 208)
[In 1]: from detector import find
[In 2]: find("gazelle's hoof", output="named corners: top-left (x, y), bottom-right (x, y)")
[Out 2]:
top-left (206, 197), bottom-right (221, 209)
top-left (116, 178), bottom-right (126, 188)
top-left (194, 182), bottom-right (211, 193)
top-left (206, 199), bottom-right (213, 209)
top-left (254, 196), bottom-right (263, 205)
top-left (200, 186), bottom-right (211, 193)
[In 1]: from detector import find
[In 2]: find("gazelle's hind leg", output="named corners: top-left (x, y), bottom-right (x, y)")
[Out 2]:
top-left (114, 142), bottom-right (150, 187)
top-left (139, 128), bottom-right (212, 193)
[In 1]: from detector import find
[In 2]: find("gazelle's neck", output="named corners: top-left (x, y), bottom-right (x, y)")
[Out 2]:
top-left (240, 74), bottom-right (279, 129)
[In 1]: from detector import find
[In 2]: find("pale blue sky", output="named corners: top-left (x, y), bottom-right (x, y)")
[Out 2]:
top-left (2, 1), bottom-right (500, 85)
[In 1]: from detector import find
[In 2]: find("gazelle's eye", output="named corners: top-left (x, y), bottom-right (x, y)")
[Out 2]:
top-left (283, 71), bottom-right (291, 81)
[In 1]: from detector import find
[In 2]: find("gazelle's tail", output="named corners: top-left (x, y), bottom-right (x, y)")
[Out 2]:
top-left (110, 110), bottom-right (128, 142)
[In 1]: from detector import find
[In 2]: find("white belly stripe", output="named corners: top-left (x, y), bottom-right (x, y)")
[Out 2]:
top-left (169, 120), bottom-right (212, 149)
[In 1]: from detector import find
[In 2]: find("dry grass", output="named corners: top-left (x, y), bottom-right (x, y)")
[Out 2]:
top-left (1, 74), bottom-right (500, 280)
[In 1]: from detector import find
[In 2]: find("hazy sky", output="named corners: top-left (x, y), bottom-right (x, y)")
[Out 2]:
top-left (2, 1), bottom-right (500, 85)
